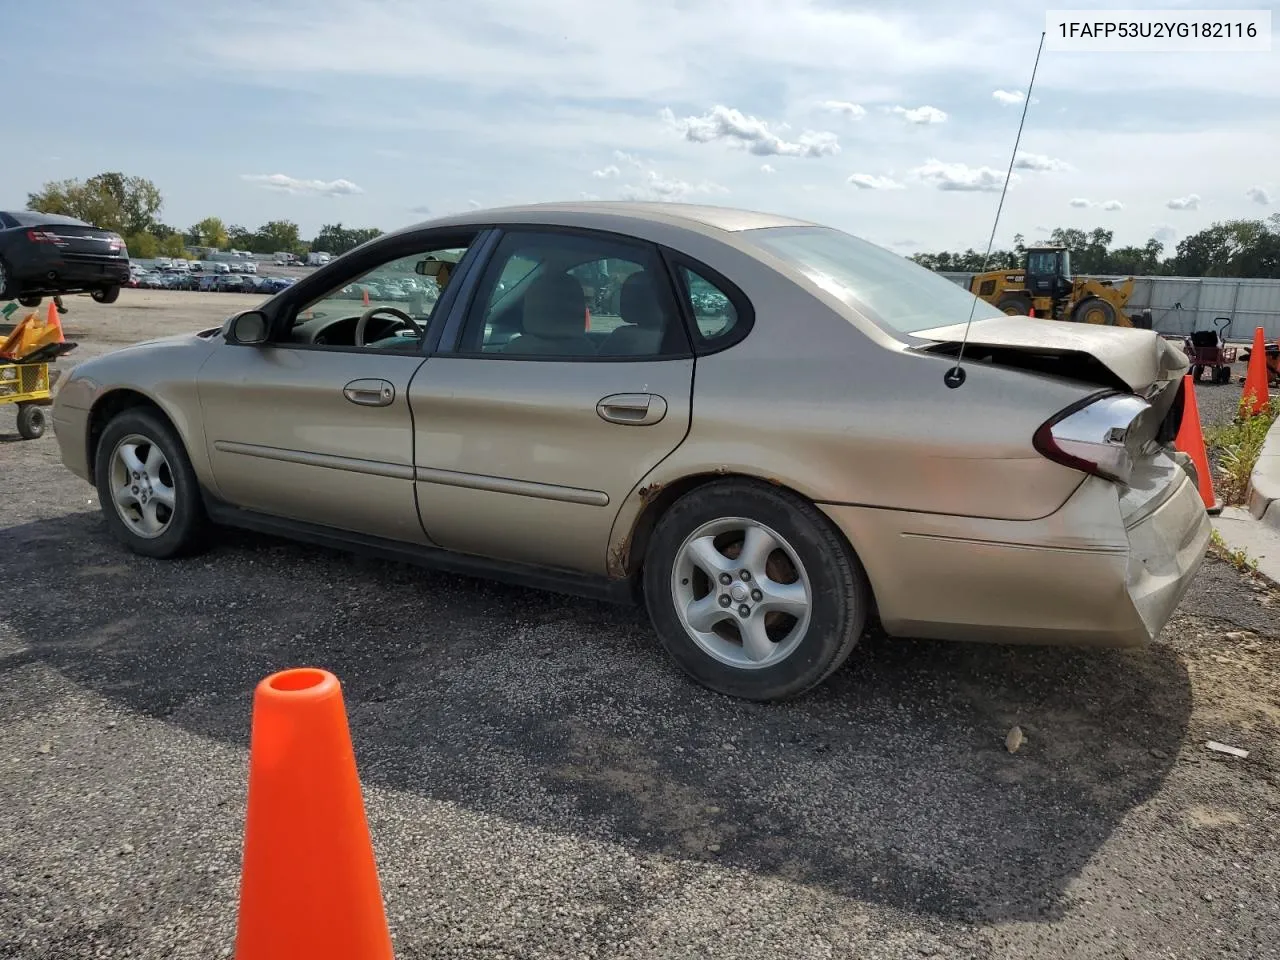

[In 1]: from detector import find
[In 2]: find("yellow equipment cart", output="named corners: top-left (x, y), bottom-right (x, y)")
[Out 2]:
top-left (0, 304), bottom-right (77, 440)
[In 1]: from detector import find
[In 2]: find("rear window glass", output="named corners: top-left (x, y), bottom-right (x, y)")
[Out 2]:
top-left (743, 225), bottom-right (1004, 335)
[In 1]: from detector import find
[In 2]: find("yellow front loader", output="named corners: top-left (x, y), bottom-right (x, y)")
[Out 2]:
top-left (968, 245), bottom-right (1152, 328)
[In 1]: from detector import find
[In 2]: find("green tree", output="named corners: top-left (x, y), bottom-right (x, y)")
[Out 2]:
top-left (252, 220), bottom-right (302, 254)
top-left (311, 223), bottom-right (384, 255)
top-left (191, 216), bottom-right (229, 250)
top-left (86, 172), bottom-right (163, 235)
top-left (126, 232), bottom-right (159, 258)
top-left (27, 178), bottom-right (123, 232)
top-left (225, 224), bottom-right (253, 250)
top-left (158, 233), bottom-right (188, 258)
top-left (27, 172), bottom-right (164, 236)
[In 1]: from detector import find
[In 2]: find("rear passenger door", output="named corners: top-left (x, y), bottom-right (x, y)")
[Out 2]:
top-left (410, 228), bottom-right (695, 575)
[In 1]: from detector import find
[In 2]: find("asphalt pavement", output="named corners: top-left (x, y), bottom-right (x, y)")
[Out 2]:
top-left (1, 293), bottom-right (1278, 959)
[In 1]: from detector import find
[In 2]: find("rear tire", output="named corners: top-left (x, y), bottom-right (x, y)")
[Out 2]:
top-left (1072, 297), bottom-right (1118, 325)
top-left (17, 295), bottom-right (42, 308)
top-left (15, 403), bottom-right (45, 440)
top-left (92, 285), bottom-right (121, 304)
top-left (642, 479), bottom-right (870, 701)
top-left (94, 407), bottom-right (209, 559)
top-left (995, 294), bottom-right (1032, 316)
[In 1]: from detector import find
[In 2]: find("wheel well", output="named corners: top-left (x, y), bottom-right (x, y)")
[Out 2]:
top-left (622, 472), bottom-right (867, 585)
top-left (85, 390), bottom-right (170, 483)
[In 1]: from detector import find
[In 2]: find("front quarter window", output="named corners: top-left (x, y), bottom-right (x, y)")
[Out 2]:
top-left (744, 226), bottom-right (1004, 335)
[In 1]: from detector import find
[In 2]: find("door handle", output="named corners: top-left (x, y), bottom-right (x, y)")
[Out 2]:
top-left (596, 393), bottom-right (667, 426)
top-left (343, 378), bottom-right (395, 407)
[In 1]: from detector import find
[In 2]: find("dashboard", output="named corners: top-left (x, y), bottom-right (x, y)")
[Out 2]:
top-left (286, 311), bottom-right (424, 350)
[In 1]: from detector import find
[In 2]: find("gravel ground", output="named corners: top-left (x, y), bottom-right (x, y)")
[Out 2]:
top-left (2, 293), bottom-right (1279, 959)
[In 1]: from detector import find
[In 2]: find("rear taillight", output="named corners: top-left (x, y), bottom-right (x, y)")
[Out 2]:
top-left (27, 229), bottom-right (63, 244)
top-left (1033, 391), bottom-right (1151, 485)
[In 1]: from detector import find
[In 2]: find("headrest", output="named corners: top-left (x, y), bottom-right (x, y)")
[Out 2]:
top-left (619, 272), bottom-right (665, 330)
top-left (522, 272), bottom-right (586, 339)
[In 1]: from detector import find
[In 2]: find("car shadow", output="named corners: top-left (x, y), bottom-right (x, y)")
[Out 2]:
top-left (1, 510), bottom-right (1194, 923)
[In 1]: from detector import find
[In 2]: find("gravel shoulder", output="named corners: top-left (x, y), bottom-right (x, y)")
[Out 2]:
top-left (2, 293), bottom-right (1279, 959)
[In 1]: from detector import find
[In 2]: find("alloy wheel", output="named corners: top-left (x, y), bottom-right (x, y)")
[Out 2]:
top-left (670, 516), bottom-right (813, 669)
top-left (108, 434), bottom-right (177, 539)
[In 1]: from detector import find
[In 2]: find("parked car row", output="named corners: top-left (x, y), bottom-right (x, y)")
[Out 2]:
top-left (334, 274), bottom-right (441, 303)
top-left (127, 270), bottom-right (296, 295)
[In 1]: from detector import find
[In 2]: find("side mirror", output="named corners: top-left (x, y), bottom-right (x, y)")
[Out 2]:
top-left (227, 310), bottom-right (269, 345)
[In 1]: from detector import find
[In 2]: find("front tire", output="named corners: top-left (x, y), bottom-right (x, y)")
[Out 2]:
top-left (642, 479), bottom-right (870, 701)
top-left (18, 295), bottom-right (42, 308)
top-left (94, 407), bottom-right (208, 559)
top-left (92, 285), bottom-right (121, 304)
top-left (15, 403), bottom-right (46, 439)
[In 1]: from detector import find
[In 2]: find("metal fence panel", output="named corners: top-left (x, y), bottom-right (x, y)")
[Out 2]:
top-left (936, 272), bottom-right (1280, 341)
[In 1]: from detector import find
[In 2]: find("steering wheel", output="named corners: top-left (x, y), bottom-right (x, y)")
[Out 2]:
top-left (354, 306), bottom-right (424, 347)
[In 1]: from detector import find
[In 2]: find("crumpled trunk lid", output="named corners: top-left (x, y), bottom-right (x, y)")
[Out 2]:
top-left (912, 315), bottom-right (1191, 454)
top-left (911, 315), bottom-right (1188, 394)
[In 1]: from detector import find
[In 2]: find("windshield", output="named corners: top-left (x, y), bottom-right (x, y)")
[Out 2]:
top-left (743, 225), bottom-right (1004, 335)
top-left (294, 248), bottom-right (466, 327)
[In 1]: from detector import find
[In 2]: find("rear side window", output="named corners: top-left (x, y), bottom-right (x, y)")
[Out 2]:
top-left (680, 266), bottom-right (739, 340)
top-left (667, 260), bottom-right (751, 353)
top-left (0, 212), bottom-right (18, 229)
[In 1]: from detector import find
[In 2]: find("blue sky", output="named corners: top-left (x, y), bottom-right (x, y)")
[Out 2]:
top-left (5, 0), bottom-right (1277, 254)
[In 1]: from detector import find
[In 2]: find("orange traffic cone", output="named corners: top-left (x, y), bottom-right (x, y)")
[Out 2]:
top-left (584, 306), bottom-right (591, 331)
top-left (233, 668), bottom-right (393, 960)
top-left (45, 300), bottom-right (65, 343)
top-left (1241, 326), bottom-right (1271, 416)
top-left (1174, 374), bottom-right (1221, 515)
top-left (362, 287), bottom-right (371, 307)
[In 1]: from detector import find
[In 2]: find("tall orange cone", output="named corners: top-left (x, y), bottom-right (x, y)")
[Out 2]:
top-left (46, 300), bottom-right (65, 343)
top-left (1174, 374), bottom-right (1221, 515)
top-left (362, 287), bottom-right (371, 307)
top-left (1241, 326), bottom-right (1271, 416)
top-left (584, 306), bottom-right (591, 331)
top-left (234, 668), bottom-right (393, 960)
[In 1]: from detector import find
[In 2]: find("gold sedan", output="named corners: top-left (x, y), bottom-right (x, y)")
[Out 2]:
top-left (51, 202), bottom-right (1210, 700)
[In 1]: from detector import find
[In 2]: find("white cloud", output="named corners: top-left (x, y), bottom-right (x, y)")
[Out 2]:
top-left (612, 150), bottom-right (645, 169)
top-left (618, 161), bottom-right (729, 202)
top-left (760, 164), bottom-right (776, 174)
top-left (1166, 194), bottom-right (1201, 210)
top-left (1101, 200), bottom-right (1124, 211)
top-left (1069, 198), bottom-right (1094, 208)
top-left (1247, 186), bottom-right (1273, 205)
top-left (662, 105), bottom-right (840, 158)
top-left (912, 159), bottom-right (1006, 192)
top-left (1152, 225), bottom-right (1178, 246)
top-left (591, 165), bottom-right (621, 179)
top-left (992, 89), bottom-right (1024, 106)
top-left (890, 105), bottom-right (948, 125)
top-left (1013, 151), bottom-right (1070, 172)
top-left (467, 199), bottom-right (482, 209)
top-left (579, 191), bottom-right (601, 201)
top-left (848, 173), bottom-right (904, 190)
top-left (821, 100), bottom-right (866, 118)
top-left (240, 173), bottom-right (363, 196)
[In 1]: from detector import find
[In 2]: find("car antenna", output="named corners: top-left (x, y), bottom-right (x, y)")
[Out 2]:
top-left (944, 30), bottom-right (1046, 390)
